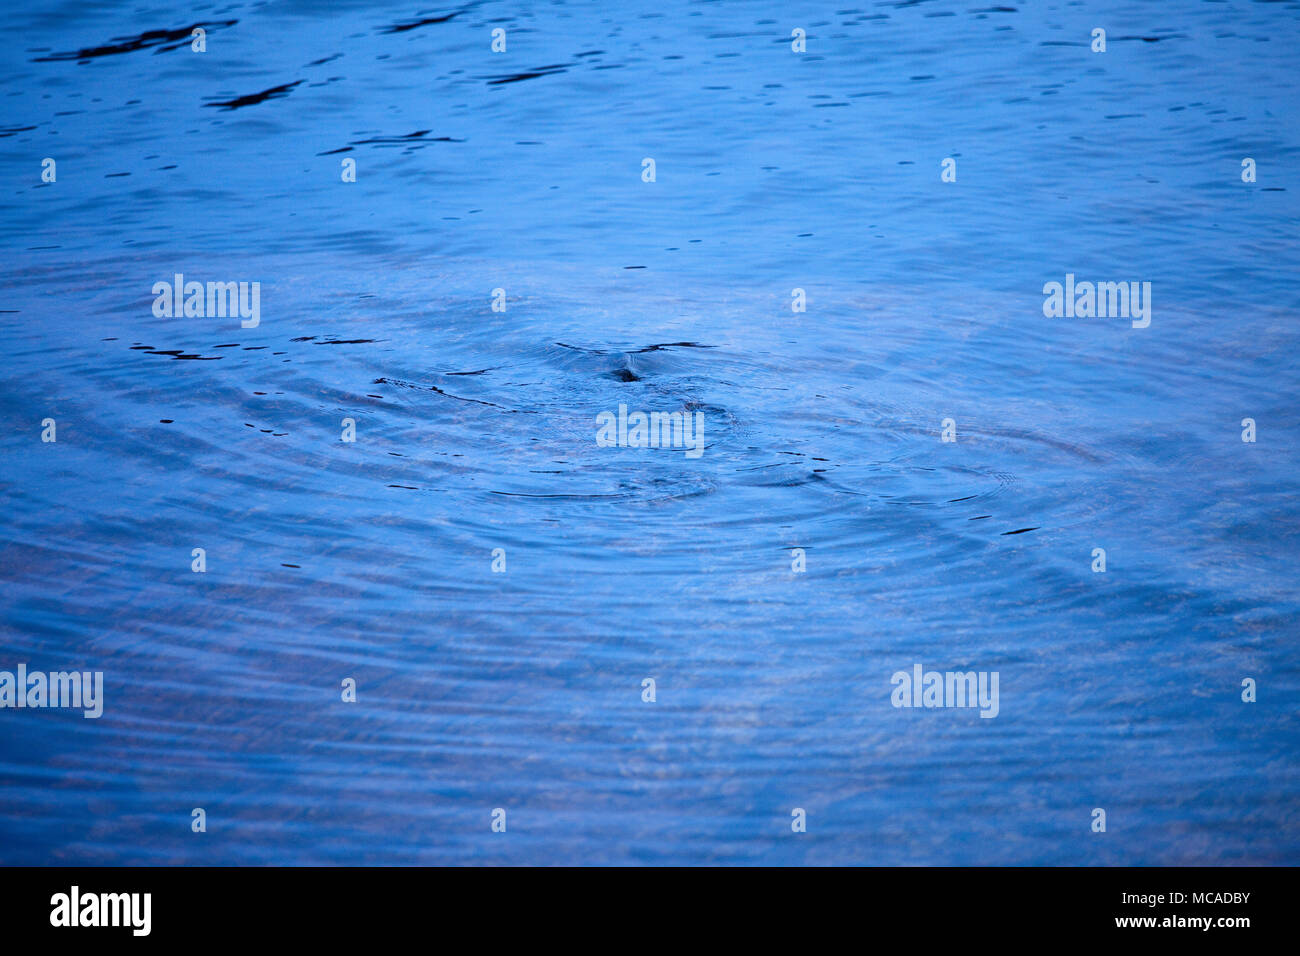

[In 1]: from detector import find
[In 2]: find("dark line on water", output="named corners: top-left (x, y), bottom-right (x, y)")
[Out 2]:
top-left (32, 21), bottom-right (237, 62)
top-left (204, 80), bottom-right (303, 111)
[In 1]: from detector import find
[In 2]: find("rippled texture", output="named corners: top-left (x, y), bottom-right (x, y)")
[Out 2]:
top-left (1, 1), bottom-right (1298, 865)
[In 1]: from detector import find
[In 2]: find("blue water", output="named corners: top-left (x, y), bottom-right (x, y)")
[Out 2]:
top-left (1, 0), bottom-right (1298, 865)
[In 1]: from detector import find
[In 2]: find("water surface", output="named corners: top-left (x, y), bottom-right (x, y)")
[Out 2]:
top-left (1, 0), bottom-right (1297, 864)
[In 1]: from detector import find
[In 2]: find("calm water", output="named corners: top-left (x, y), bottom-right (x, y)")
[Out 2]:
top-left (1, 0), bottom-right (1297, 865)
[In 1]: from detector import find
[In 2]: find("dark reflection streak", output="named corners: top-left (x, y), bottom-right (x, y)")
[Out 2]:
top-left (486, 68), bottom-right (568, 86)
top-left (204, 81), bottom-right (304, 111)
top-left (381, 13), bottom-right (459, 34)
top-left (373, 377), bottom-right (511, 409)
top-left (32, 21), bottom-right (237, 62)
top-left (555, 342), bottom-right (715, 355)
